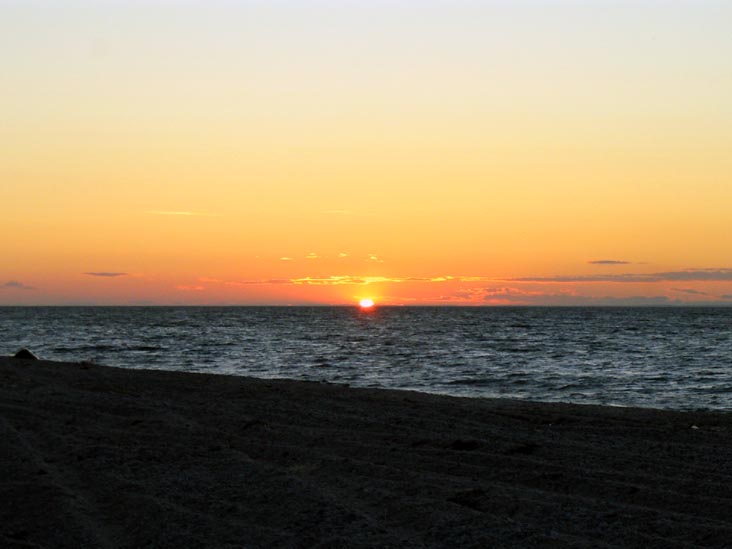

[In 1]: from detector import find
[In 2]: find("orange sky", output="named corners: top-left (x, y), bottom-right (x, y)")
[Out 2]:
top-left (2, 1), bottom-right (732, 305)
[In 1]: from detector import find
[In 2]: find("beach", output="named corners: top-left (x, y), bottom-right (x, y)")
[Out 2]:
top-left (2, 356), bottom-right (732, 548)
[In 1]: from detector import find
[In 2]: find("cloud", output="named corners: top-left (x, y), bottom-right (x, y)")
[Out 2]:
top-left (588, 296), bottom-right (678, 306)
top-left (176, 285), bottom-right (205, 291)
top-left (429, 276), bottom-right (455, 282)
top-left (506, 269), bottom-right (732, 284)
top-left (1, 280), bottom-right (35, 290)
top-left (85, 272), bottom-right (127, 277)
top-left (291, 276), bottom-right (369, 285)
top-left (305, 252), bottom-right (319, 260)
top-left (672, 288), bottom-right (710, 296)
top-left (226, 278), bottom-right (292, 286)
top-left (483, 287), bottom-right (545, 299)
top-left (436, 287), bottom-right (489, 302)
top-left (432, 286), bottom-right (692, 306)
top-left (478, 286), bottom-right (732, 306)
top-left (588, 260), bottom-right (631, 265)
top-left (338, 252), bottom-right (348, 258)
top-left (279, 257), bottom-right (294, 261)
top-left (433, 284), bottom-right (732, 305)
top-left (659, 269), bottom-right (732, 281)
top-left (483, 289), bottom-right (677, 306)
top-left (649, 269), bottom-right (732, 281)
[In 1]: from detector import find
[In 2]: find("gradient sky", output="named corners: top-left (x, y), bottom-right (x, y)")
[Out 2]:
top-left (2, 0), bottom-right (731, 305)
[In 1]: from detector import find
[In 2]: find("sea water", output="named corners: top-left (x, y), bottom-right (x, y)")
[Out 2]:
top-left (2, 306), bottom-right (732, 411)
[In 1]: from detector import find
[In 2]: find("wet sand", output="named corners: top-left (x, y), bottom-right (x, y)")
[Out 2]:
top-left (2, 356), bottom-right (732, 548)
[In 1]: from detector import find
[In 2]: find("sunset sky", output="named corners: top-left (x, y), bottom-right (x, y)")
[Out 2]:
top-left (2, 0), bottom-right (731, 305)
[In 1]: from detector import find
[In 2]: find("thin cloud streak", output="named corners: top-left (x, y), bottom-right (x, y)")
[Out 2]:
top-left (225, 279), bottom-right (292, 286)
top-left (85, 272), bottom-right (128, 278)
top-left (588, 260), bottom-right (631, 265)
top-left (1, 280), bottom-right (35, 290)
top-left (672, 288), bottom-right (710, 296)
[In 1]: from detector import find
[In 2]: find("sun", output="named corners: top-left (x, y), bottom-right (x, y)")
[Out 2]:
top-left (359, 298), bottom-right (375, 309)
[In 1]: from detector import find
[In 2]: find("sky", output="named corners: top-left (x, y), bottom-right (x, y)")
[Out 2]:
top-left (2, 0), bottom-right (731, 305)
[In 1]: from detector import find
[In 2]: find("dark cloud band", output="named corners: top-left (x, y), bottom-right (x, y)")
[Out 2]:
top-left (508, 269), bottom-right (732, 283)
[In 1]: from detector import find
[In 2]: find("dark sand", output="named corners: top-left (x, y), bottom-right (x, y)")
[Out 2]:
top-left (2, 357), bottom-right (732, 548)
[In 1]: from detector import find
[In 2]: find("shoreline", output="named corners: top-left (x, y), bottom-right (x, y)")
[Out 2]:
top-left (3, 356), bottom-right (732, 547)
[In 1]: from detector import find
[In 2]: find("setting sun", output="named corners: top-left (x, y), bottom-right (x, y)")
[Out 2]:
top-left (359, 298), bottom-right (375, 309)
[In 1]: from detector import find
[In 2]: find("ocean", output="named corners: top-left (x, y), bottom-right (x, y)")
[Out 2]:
top-left (2, 306), bottom-right (732, 411)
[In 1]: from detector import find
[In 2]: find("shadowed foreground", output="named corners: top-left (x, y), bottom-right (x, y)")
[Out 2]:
top-left (2, 357), bottom-right (732, 548)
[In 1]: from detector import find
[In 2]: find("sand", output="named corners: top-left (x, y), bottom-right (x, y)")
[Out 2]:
top-left (2, 356), bottom-right (732, 548)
